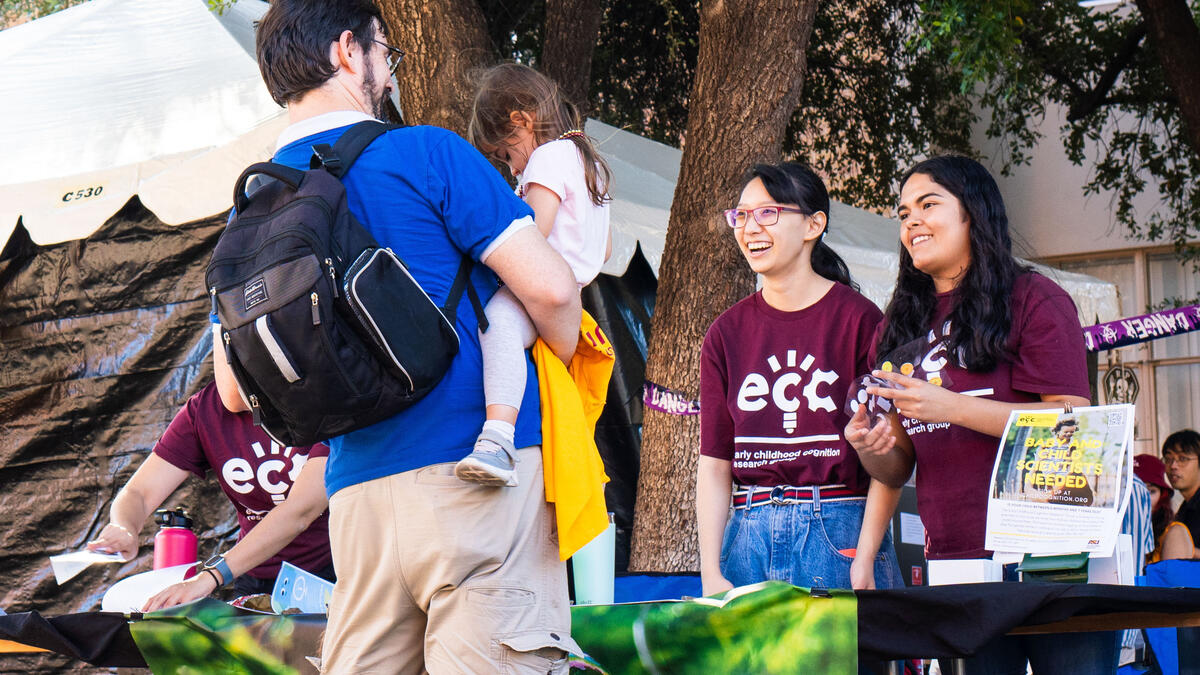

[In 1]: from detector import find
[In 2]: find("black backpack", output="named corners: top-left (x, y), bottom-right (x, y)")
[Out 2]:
top-left (206, 121), bottom-right (487, 446)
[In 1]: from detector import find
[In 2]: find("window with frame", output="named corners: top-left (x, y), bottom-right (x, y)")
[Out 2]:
top-left (1051, 249), bottom-right (1200, 456)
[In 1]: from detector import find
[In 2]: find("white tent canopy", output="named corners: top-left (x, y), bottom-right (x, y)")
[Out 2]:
top-left (587, 119), bottom-right (1120, 322)
top-left (0, 0), bottom-right (1116, 323)
top-left (0, 0), bottom-right (284, 248)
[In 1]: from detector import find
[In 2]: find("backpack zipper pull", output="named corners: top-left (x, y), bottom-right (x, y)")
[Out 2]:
top-left (325, 258), bottom-right (339, 298)
top-left (209, 286), bottom-right (218, 316)
top-left (248, 394), bottom-right (263, 427)
top-left (311, 292), bottom-right (321, 325)
top-left (222, 330), bottom-right (234, 361)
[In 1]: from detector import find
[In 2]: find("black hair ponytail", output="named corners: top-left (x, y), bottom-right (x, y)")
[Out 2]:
top-left (749, 162), bottom-right (857, 291)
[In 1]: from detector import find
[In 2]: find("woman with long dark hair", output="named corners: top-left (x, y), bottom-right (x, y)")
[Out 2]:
top-left (697, 162), bottom-right (902, 596)
top-left (847, 155), bottom-right (1115, 673)
top-left (1134, 453), bottom-right (1193, 562)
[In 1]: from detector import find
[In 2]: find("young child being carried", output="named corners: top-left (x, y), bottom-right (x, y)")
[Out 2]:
top-left (457, 63), bottom-right (612, 487)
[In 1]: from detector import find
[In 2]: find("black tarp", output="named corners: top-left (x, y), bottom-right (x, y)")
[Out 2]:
top-left (582, 248), bottom-right (656, 574)
top-left (0, 199), bottom-right (657, 671)
top-left (1, 201), bottom-right (241, 674)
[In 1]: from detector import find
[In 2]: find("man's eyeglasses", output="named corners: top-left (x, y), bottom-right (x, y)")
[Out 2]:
top-left (1164, 454), bottom-right (1198, 467)
top-left (722, 205), bottom-right (808, 229)
top-left (373, 39), bottom-right (405, 76)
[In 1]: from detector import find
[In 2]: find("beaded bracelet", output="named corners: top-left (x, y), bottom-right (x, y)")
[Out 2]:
top-left (110, 523), bottom-right (136, 539)
top-left (557, 129), bottom-right (585, 140)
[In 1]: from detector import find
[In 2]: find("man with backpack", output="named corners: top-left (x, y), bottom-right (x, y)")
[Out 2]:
top-left (247, 2), bottom-right (582, 672)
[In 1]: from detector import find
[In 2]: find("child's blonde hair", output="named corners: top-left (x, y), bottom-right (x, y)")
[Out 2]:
top-left (469, 63), bottom-right (612, 207)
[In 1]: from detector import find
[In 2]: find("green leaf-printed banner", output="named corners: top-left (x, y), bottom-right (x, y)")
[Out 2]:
top-left (130, 598), bottom-right (323, 675)
top-left (129, 582), bottom-right (855, 674)
top-left (570, 580), bottom-right (857, 674)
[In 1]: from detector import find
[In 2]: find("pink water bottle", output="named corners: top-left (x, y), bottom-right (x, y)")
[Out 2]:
top-left (152, 508), bottom-right (197, 569)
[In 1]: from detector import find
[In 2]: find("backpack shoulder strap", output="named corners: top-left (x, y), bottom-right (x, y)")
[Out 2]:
top-left (310, 120), bottom-right (402, 178)
top-left (232, 161), bottom-right (307, 213)
top-left (310, 121), bottom-right (489, 332)
top-left (442, 257), bottom-right (490, 333)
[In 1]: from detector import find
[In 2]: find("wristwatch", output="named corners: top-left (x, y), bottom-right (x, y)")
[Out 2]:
top-left (200, 553), bottom-right (233, 587)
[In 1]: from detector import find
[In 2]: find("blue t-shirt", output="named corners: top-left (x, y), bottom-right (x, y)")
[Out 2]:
top-left (273, 124), bottom-right (541, 496)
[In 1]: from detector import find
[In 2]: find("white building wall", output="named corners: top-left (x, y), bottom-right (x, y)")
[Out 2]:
top-left (971, 103), bottom-right (1200, 452)
top-left (973, 103), bottom-right (1164, 260)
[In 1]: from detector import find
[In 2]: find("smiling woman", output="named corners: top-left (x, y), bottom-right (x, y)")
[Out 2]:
top-left (844, 155), bottom-right (1114, 674)
top-left (896, 172), bottom-right (973, 293)
top-left (696, 161), bottom-right (903, 600)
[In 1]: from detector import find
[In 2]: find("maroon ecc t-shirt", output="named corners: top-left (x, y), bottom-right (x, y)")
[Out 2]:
top-left (701, 283), bottom-right (881, 492)
top-left (870, 272), bottom-right (1090, 560)
top-left (153, 382), bottom-right (332, 579)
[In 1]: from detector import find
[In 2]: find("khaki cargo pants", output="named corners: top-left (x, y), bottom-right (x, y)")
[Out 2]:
top-left (320, 446), bottom-right (579, 674)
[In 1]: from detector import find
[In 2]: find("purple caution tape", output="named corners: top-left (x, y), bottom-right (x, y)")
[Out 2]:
top-left (643, 381), bottom-right (700, 416)
top-left (1082, 304), bottom-right (1200, 352)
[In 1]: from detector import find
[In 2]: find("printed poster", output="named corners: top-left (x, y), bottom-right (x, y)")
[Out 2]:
top-left (985, 404), bottom-right (1134, 557)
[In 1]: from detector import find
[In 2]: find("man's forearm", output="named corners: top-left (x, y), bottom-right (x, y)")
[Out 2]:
top-left (525, 292), bottom-right (581, 363)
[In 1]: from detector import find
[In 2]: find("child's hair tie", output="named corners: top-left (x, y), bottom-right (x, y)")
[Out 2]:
top-left (557, 129), bottom-right (585, 140)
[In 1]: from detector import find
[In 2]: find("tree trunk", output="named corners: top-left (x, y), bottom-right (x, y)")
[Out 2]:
top-left (629, 0), bottom-right (822, 572)
top-left (380, 0), bottom-right (493, 135)
top-left (541, 0), bottom-right (606, 110)
top-left (1135, 0), bottom-right (1200, 154)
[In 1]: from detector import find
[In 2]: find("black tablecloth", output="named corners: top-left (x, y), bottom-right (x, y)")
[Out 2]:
top-left (4, 582), bottom-right (1200, 668)
top-left (0, 609), bottom-right (143, 667)
top-left (858, 582), bottom-right (1200, 661)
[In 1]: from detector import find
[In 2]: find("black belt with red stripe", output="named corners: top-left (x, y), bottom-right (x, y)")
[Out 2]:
top-left (731, 484), bottom-right (865, 509)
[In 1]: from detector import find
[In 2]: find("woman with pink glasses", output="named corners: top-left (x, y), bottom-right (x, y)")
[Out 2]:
top-left (696, 162), bottom-right (902, 596)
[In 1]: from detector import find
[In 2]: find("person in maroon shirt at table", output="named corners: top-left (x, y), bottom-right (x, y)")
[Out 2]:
top-left (845, 155), bottom-right (1115, 674)
top-left (697, 162), bottom-right (902, 598)
top-left (88, 324), bottom-right (333, 611)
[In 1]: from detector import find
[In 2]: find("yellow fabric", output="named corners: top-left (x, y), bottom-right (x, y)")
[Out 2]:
top-left (535, 310), bottom-right (614, 560)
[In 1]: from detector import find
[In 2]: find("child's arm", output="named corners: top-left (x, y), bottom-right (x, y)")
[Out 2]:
top-left (524, 183), bottom-right (561, 239)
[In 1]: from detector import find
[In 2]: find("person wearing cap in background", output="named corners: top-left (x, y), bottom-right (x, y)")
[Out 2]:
top-left (1144, 440), bottom-right (1199, 562)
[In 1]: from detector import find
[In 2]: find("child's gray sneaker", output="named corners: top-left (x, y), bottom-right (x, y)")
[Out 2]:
top-left (454, 429), bottom-right (519, 487)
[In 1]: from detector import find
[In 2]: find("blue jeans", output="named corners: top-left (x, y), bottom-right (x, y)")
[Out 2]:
top-left (718, 489), bottom-right (903, 590)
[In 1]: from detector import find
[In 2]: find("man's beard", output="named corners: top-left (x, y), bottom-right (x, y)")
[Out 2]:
top-left (362, 65), bottom-right (388, 120)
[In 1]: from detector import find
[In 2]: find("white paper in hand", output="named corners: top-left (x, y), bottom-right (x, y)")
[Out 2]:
top-left (101, 563), bottom-right (195, 613)
top-left (49, 550), bottom-right (127, 585)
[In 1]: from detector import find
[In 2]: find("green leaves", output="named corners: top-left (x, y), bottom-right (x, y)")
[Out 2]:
top-left (914, 0), bottom-right (1200, 267)
top-left (1, 0), bottom-right (88, 28)
top-left (571, 581), bottom-right (858, 674)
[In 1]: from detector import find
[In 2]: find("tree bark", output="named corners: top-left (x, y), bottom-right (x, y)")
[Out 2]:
top-left (380, 0), bottom-right (493, 135)
top-left (541, 0), bottom-right (606, 110)
top-left (1134, 0), bottom-right (1200, 153)
top-left (629, 0), bottom-right (822, 572)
